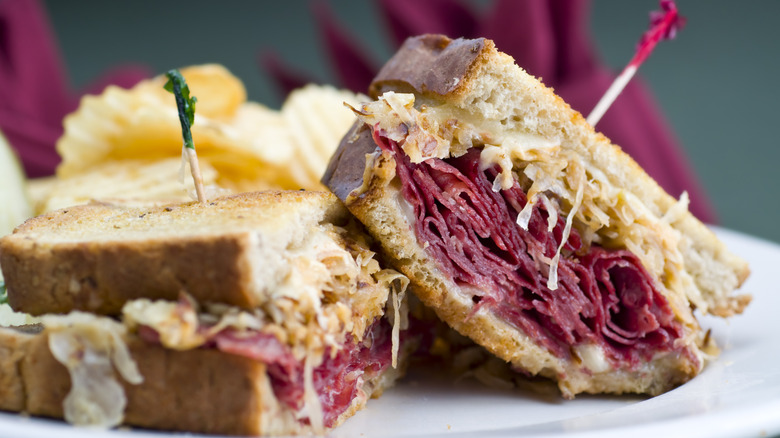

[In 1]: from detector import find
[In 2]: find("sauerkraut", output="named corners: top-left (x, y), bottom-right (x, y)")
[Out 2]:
top-left (42, 312), bottom-right (143, 428)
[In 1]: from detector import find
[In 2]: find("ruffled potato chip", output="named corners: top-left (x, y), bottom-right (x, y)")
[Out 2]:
top-left (282, 84), bottom-right (364, 189)
top-left (56, 65), bottom-right (270, 191)
top-left (44, 65), bottom-right (361, 213)
top-left (39, 158), bottom-right (227, 214)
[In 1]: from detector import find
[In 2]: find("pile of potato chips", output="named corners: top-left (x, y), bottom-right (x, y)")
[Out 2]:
top-left (31, 64), bottom-right (363, 214)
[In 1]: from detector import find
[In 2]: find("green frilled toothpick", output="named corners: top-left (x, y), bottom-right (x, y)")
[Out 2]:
top-left (164, 69), bottom-right (206, 203)
top-left (0, 281), bottom-right (7, 305)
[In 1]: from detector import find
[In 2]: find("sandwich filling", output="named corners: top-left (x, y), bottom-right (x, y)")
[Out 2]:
top-left (351, 92), bottom-right (697, 374)
top-left (121, 218), bottom-right (411, 431)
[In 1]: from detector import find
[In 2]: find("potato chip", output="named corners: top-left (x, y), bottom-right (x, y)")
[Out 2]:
top-left (56, 65), bottom-right (266, 187)
top-left (39, 158), bottom-right (223, 214)
top-left (282, 85), bottom-right (365, 189)
top-left (46, 65), bottom-right (362, 212)
top-left (134, 64), bottom-right (247, 118)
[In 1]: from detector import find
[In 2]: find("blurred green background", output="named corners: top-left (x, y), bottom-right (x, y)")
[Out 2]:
top-left (43, 0), bottom-right (780, 243)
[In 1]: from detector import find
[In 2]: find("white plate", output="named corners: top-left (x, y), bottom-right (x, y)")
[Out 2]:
top-left (1, 227), bottom-right (778, 438)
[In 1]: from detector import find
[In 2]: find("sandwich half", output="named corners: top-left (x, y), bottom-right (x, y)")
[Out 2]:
top-left (0, 190), bottom-right (413, 434)
top-left (323, 34), bottom-right (750, 398)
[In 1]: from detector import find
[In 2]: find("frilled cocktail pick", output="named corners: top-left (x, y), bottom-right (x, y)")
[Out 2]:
top-left (262, 0), bottom-right (714, 222)
top-left (164, 70), bottom-right (206, 203)
top-left (587, 0), bottom-right (686, 126)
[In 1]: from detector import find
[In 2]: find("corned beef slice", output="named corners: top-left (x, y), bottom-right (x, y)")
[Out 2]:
top-left (376, 129), bottom-right (685, 369)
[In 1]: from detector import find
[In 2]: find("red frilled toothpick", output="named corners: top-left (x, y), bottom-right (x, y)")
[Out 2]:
top-left (587, 0), bottom-right (686, 126)
top-left (263, 0), bottom-right (716, 222)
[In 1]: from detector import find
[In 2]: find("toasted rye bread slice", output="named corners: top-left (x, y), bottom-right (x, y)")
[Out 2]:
top-left (323, 35), bottom-right (750, 397)
top-left (0, 191), bottom-right (349, 316)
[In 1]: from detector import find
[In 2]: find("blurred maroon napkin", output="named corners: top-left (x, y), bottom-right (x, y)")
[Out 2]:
top-left (0, 0), bottom-right (149, 178)
top-left (264, 0), bottom-right (715, 222)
